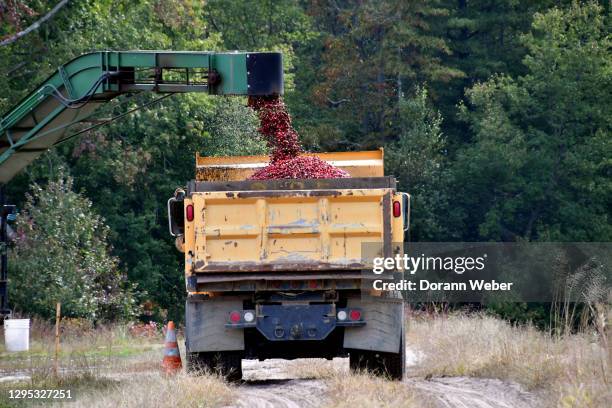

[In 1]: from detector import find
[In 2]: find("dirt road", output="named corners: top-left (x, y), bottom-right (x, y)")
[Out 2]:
top-left (230, 352), bottom-right (539, 408)
top-left (1, 347), bottom-right (539, 408)
top-left (407, 377), bottom-right (538, 408)
top-left (231, 360), bottom-right (328, 408)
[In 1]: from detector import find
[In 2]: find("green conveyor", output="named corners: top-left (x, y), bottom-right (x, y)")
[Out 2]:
top-left (0, 50), bottom-right (283, 183)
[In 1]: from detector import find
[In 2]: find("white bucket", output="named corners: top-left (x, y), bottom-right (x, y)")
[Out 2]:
top-left (4, 319), bottom-right (30, 352)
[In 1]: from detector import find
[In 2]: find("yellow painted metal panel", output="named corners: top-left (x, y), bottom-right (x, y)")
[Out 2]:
top-left (184, 188), bottom-right (392, 272)
top-left (183, 197), bottom-right (196, 277)
top-left (392, 192), bottom-right (409, 258)
top-left (192, 194), bottom-right (208, 270)
top-left (392, 193), bottom-right (406, 244)
top-left (195, 149), bottom-right (384, 181)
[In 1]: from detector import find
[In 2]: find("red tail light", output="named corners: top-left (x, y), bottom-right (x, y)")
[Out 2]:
top-left (229, 311), bottom-right (241, 323)
top-left (393, 201), bottom-right (401, 217)
top-left (349, 309), bottom-right (362, 321)
top-left (186, 204), bottom-right (194, 221)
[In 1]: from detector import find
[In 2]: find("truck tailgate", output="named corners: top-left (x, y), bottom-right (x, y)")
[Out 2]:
top-left (184, 184), bottom-right (395, 273)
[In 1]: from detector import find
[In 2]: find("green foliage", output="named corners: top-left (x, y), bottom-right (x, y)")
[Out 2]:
top-left (486, 302), bottom-right (548, 328)
top-left (385, 87), bottom-right (454, 240)
top-left (454, 1), bottom-right (611, 241)
top-left (430, 0), bottom-right (561, 146)
top-left (9, 173), bottom-right (138, 321)
top-left (297, 0), bottom-right (463, 150)
top-left (2, 1), bottom-right (610, 324)
top-left (199, 98), bottom-right (267, 157)
top-left (204, 0), bottom-right (317, 90)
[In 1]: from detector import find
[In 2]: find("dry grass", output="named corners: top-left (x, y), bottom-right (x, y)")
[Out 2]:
top-left (2, 314), bottom-right (610, 407)
top-left (286, 359), bottom-right (434, 407)
top-left (0, 318), bottom-right (163, 376)
top-left (323, 372), bottom-right (433, 408)
top-left (50, 372), bottom-right (234, 408)
top-left (407, 313), bottom-right (611, 408)
top-left (0, 372), bottom-right (233, 408)
top-left (285, 358), bottom-right (344, 379)
top-left (1, 320), bottom-right (234, 408)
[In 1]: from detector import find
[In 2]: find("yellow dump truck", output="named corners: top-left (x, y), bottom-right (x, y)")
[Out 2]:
top-left (168, 149), bottom-right (409, 380)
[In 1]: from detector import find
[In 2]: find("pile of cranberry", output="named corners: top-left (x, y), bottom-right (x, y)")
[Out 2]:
top-left (247, 96), bottom-right (349, 180)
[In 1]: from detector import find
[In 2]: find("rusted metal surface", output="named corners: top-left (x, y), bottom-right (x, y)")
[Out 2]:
top-left (195, 271), bottom-right (366, 283)
top-left (194, 261), bottom-right (367, 273)
top-left (382, 192), bottom-right (393, 258)
top-left (188, 176), bottom-right (396, 193)
top-left (195, 278), bottom-right (363, 292)
top-left (183, 176), bottom-right (400, 276)
top-left (188, 271), bottom-right (394, 292)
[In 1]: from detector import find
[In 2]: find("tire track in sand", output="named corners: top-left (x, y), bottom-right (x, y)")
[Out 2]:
top-left (408, 377), bottom-right (538, 408)
top-left (229, 359), bottom-right (327, 408)
top-left (228, 353), bottom-right (539, 408)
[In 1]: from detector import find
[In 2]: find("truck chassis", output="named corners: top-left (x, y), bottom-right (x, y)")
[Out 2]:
top-left (170, 176), bottom-right (409, 381)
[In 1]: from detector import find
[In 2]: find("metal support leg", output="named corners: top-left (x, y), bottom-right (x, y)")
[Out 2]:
top-left (0, 185), bottom-right (14, 321)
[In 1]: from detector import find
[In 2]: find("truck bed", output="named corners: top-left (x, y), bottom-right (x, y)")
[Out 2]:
top-left (183, 177), bottom-right (399, 276)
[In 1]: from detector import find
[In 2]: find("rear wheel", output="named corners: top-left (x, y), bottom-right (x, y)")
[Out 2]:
top-left (349, 329), bottom-right (405, 380)
top-left (384, 329), bottom-right (405, 380)
top-left (215, 351), bottom-right (243, 382)
top-left (186, 350), bottom-right (243, 381)
top-left (349, 349), bottom-right (380, 373)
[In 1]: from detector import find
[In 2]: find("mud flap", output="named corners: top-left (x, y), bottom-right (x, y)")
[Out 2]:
top-left (343, 297), bottom-right (403, 354)
top-left (185, 298), bottom-right (245, 352)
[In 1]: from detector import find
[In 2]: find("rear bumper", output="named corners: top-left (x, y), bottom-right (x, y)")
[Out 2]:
top-left (185, 295), bottom-right (402, 356)
top-left (225, 305), bottom-right (365, 341)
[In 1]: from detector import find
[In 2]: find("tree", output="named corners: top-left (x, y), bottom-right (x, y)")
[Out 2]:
top-left (431, 0), bottom-right (560, 147)
top-left (9, 173), bottom-right (138, 321)
top-left (3, 1), bottom-right (264, 321)
top-left (453, 1), bottom-right (611, 241)
top-left (385, 87), bottom-right (454, 240)
top-left (0, 0), bottom-right (69, 47)
top-left (302, 0), bottom-right (462, 150)
top-left (204, 0), bottom-right (316, 90)
top-left (199, 97), bottom-right (267, 157)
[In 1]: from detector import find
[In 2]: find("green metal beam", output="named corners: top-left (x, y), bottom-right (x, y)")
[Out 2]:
top-left (0, 50), bottom-right (283, 183)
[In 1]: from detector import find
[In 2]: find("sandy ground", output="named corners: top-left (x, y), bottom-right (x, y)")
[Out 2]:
top-left (407, 377), bottom-right (538, 408)
top-left (1, 347), bottom-right (539, 408)
top-left (228, 350), bottom-right (539, 408)
top-left (230, 359), bottom-right (328, 408)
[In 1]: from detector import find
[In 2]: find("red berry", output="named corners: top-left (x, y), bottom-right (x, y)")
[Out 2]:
top-left (247, 96), bottom-right (350, 180)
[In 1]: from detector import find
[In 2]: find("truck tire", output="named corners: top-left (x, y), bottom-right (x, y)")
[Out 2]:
top-left (349, 328), bottom-right (405, 380)
top-left (215, 351), bottom-right (243, 382)
top-left (381, 290), bottom-right (406, 380)
top-left (186, 351), bottom-right (242, 382)
top-left (349, 349), bottom-right (376, 373)
top-left (384, 328), bottom-right (405, 380)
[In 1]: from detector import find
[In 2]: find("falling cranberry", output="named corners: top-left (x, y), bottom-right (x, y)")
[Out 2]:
top-left (248, 96), bottom-right (349, 180)
top-left (250, 155), bottom-right (350, 180)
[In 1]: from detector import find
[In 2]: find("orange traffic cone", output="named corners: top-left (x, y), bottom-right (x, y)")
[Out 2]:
top-left (162, 321), bottom-right (182, 374)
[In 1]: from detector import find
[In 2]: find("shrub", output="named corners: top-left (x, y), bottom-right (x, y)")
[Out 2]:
top-left (9, 172), bottom-right (138, 321)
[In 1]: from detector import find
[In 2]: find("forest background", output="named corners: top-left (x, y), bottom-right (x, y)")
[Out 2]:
top-left (1, 0), bottom-right (609, 324)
